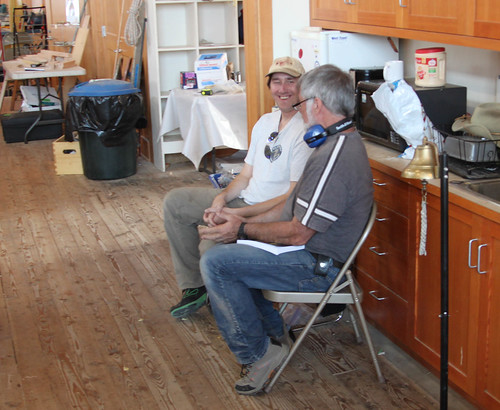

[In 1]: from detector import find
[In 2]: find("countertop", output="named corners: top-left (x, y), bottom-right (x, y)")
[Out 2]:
top-left (363, 140), bottom-right (500, 223)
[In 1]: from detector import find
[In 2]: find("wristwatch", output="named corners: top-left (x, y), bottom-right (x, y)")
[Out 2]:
top-left (237, 222), bottom-right (248, 240)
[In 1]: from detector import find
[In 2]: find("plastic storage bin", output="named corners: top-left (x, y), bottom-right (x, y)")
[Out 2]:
top-left (67, 79), bottom-right (143, 180)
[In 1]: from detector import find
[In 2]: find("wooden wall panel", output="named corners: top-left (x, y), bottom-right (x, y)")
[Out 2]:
top-left (242, 0), bottom-right (274, 138)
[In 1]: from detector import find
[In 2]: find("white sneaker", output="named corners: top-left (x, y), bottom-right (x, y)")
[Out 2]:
top-left (235, 338), bottom-right (289, 395)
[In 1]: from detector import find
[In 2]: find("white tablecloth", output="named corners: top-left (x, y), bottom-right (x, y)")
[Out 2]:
top-left (159, 87), bottom-right (248, 168)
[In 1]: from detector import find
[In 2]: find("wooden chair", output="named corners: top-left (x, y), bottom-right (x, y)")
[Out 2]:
top-left (262, 202), bottom-right (385, 392)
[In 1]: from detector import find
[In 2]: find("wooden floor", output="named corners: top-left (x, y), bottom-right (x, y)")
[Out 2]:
top-left (0, 138), bottom-right (456, 409)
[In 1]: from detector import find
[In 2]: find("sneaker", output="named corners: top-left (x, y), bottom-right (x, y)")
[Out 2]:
top-left (235, 338), bottom-right (289, 395)
top-left (170, 286), bottom-right (208, 318)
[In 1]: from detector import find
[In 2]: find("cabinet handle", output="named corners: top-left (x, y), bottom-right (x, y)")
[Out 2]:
top-left (369, 246), bottom-right (387, 256)
top-left (372, 179), bottom-right (387, 186)
top-left (477, 244), bottom-right (488, 274)
top-left (369, 290), bottom-right (388, 301)
top-left (399, 0), bottom-right (408, 7)
top-left (344, 0), bottom-right (356, 4)
top-left (468, 239), bottom-right (478, 268)
top-left (376, 217), bottom-right (389, 222)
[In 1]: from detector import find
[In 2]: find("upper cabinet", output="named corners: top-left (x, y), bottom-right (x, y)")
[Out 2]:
top-left (400, 0), bottom-right (469, 35)
top-left (474, 0), bottom-right (500, 40)
top-left (312, 0), bottom-right (469, 34)
top-left (311, 0), bottom-right (500, 51)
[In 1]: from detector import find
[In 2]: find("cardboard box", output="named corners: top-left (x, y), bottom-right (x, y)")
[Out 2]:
top-left (194, 53), bottom-right (228, 87)
top-left (180, 71), bottom-right (197, 89)
top-left (52, 136), bottom-right (83, 175)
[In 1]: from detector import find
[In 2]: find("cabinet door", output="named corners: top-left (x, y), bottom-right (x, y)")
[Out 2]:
top-left (401, 0), bottom-right (471, 35)
top-left (474, 0), bottom-right (500, 39)
top-left (476, 219), bottom-right (500, 407)
top-left (411, 191), bottom-right (480, 396)
top-left (356, 0), bottom-right (399, 28)
top-left (310, 0), bottom-right (357, 24)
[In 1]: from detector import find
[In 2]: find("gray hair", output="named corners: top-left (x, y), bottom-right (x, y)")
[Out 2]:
top-left (298, 65), bottom-right (355, 118)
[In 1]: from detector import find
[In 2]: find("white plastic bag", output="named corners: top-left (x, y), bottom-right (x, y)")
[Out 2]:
top-left (372, 80), bottom-right (425, 158)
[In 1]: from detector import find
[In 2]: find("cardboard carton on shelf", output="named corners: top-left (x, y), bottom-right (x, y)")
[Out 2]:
top-left (194, 53), bottom-right (228, 88)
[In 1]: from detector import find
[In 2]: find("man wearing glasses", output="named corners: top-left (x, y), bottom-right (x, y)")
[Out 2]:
top-left (164, 57), bottom-right (311, 318)
top-left (198, 64), bottom-right (373, 395)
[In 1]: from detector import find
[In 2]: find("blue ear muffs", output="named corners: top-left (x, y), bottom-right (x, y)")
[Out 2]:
top-left (303, 124), bottom-right (328, 148)
top-left (303, 118), bottom-right (354, 148)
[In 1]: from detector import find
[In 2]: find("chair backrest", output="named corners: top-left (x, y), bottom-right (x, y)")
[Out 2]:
top-left (342, 201), bottom-right (377, 271)
top-left (315, 200), bottom-right (377, 296)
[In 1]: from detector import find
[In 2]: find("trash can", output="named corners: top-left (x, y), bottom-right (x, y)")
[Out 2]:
top-left (67, 79), bottom-right (143, 180)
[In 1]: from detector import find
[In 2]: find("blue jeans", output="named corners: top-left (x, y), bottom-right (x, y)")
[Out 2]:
top-left (200, 243), bottom-right (340, 364)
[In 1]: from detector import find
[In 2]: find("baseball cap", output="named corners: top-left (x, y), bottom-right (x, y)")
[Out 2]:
top-left (266, 57), bottom-right (305, 78)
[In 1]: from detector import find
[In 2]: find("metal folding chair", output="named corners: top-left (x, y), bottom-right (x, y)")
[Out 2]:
top-left (262, 202), bottom-right (385, 392)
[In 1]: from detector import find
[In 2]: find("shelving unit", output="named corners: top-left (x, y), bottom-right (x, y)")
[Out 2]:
top-left (146, 0), bottom-right (244, 171)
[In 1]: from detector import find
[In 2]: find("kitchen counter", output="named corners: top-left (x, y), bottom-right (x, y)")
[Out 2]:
top-left (363, 140), bottom-right (500, 223)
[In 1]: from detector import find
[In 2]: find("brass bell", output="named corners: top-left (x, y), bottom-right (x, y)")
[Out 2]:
top-left (401, 137), bottom-right (440, 180)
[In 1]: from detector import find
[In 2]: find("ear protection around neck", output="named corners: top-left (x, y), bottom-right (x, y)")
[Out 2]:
top-left (303, 118), bottom-right (354, 148)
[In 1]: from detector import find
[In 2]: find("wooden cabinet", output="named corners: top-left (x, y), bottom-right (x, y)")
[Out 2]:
top-left (363, 156), bottom-right (500, 407)
top-left (356, 0), bottom-right (398, 28)
top-left (475, 218), bottom-right (500, 407)
top-left (310, 0), bottom-right (357, 24)
top-left (474, 0), bottom-right (500, 40)
top-left (356, 168), bottom-right (411, 346)
top-left (312, 0), bottom-right (470, 35)
top-left (409, 189), bottom-right (481, 397)
top-left (401, 0), bottom-right (470, 35)
top-left (311, 0), bottom-right (500, 51)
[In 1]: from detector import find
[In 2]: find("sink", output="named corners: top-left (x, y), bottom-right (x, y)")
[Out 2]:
top-left (462, 179), bottom-right (500, 203)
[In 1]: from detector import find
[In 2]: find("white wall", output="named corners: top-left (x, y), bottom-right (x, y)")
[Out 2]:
top-left (272, 0), bottom-right (310, 59)
top-left (271, 0), bottom-right (500, 113)
top-left (400, 40), bottom-right (500, 112)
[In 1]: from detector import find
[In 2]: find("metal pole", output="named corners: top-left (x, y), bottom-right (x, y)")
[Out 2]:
top-left (440, 152), bottom-right (449, 410)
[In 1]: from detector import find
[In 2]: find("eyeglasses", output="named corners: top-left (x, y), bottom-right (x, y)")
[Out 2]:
top-left (268, 132), bottom-right (278, 142)
top-left (265, 132), bottom-right (279, 159)
top-left (264, 143), bottom-right (282, 161)
top-left (292, 97), bottom-right (314, 111)
top-left (264, 144), bottom-right (272, 160)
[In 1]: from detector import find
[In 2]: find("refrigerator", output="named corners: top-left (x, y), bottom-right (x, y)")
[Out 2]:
top-left (290, 28), bottom-right (399, 73)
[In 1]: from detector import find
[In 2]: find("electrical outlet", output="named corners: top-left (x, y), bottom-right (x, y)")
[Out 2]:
top-left (101, 26), bottom-right (107, 37)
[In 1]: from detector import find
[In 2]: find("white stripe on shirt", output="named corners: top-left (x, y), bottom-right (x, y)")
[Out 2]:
top-left (302, 134), bottom-right (346, 225)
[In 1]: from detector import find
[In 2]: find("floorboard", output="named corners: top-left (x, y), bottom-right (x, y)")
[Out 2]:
top-left (0, 138), bottom-right (475, 409)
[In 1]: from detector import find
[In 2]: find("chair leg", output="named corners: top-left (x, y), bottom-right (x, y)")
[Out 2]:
top-left (347, 304), bottom-right (363, 344)
top-left (347, 272), bottom-right (385, 384)
top-left (278, 302), bottom-right (289, 315)
top-left (264, 299), bottom-right (327, 393)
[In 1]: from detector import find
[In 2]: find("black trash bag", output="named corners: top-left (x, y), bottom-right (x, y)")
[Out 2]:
top-left (67, 92), bottom-right (143, 147)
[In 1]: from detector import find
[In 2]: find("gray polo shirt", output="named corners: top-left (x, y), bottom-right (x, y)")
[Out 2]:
top-left (281, 130), bottom-right (374, 262)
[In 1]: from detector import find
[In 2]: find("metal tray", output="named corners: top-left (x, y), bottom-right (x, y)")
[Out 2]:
top-left (442, 133), bottom-right (499, 163)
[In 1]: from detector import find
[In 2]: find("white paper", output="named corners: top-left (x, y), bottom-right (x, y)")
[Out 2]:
top-left (236, 239), bottom-right (305, 255)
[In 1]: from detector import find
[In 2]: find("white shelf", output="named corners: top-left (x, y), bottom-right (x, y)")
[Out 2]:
top-left (147, 0), bottom-right (244, 171)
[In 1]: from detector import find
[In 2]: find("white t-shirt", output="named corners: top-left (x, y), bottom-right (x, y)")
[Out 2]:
top-left (240, 110), bottom-right (312, 205)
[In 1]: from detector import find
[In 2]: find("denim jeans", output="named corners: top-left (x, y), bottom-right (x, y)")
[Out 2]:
top-left (200, 243), bottom-right (340, 364)
top-left (163, 187), bottom-right (247, 290)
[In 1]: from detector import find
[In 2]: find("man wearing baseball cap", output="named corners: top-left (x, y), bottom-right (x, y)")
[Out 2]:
top-left (164, 57), bottom-right (311, 319)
